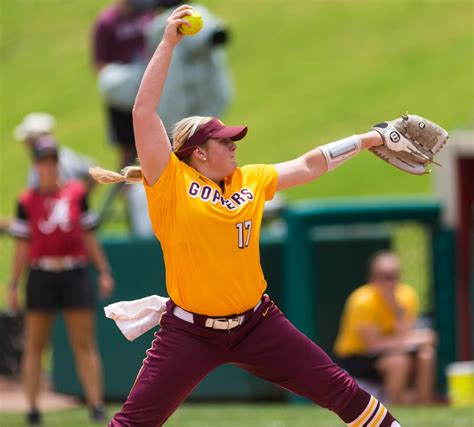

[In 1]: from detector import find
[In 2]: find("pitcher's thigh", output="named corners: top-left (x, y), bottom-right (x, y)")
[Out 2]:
top-left (110, 323), bottom-right (221, 427)
top-left (236, 308), bottom-right (358, 412)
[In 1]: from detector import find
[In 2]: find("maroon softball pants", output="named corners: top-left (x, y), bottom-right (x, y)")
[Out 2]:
top-left (109, 295), bottom-right (371, 426)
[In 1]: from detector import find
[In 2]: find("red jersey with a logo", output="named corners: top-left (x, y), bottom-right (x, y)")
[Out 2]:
top-left (10, 181), bottom-right (99, 263)
top-left (93, 6), bottom-right (154, 65)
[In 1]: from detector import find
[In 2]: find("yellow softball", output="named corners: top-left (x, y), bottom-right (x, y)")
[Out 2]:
top-left (178, 10), bottom-right (203, 36)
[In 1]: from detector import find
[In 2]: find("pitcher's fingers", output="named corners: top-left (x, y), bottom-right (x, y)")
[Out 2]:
top-left (173, 18), bottom-right (192, 28)
top-left (173, 9), bottom-right (193, 20)
top-left (172, 5), bottom-right (193, 17)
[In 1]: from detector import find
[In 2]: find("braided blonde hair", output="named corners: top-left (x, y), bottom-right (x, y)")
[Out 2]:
top-left (90, 116), bottom-right (213, 185)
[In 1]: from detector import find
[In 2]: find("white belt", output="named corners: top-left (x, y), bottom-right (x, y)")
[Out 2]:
top-left (173, 299), bottom-right (262, 331)
top-left (32, 256), bottom-right (87, 272)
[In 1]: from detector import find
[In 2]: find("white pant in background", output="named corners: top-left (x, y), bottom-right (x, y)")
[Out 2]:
top-left (126, 184), bottom-right (153, 237)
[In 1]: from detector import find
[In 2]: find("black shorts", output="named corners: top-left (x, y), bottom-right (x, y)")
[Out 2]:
top-left (26, 267), bottom-right (95, 311)
top-left (338, 355), bottom-right (382, 381)
top-left (339, 348), bottom-right (420, 382)
top-left (106, 105), bottom-right (135, 148)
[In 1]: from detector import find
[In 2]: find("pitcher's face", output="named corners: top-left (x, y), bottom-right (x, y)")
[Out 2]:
top-left (205, 138), bottom-right (238, 177)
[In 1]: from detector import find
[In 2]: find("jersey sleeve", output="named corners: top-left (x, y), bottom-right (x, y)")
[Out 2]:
top-left (143, 153), bottom-right (183, 204)
top-left (242, 164), bottom-right (278, 201)
top-left (92, 17), bottom-right (112, 65)
top-left (79, 191), bottom-right (100, 231)
top-left (344, 291), bottom-right (379, 330)
top-left (9, 199), bottom-right (30, 239)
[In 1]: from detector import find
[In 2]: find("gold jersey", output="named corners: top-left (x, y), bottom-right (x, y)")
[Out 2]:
top-left (334, 283), bottom-right (419, 357)
top-left (144, 153), bottom-right (278, 316)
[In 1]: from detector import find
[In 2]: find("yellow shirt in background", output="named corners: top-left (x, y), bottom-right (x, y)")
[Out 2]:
top-left (144, 153), bottom-right (278, 316)
top-left (334, 283), bottom-right (419, 357)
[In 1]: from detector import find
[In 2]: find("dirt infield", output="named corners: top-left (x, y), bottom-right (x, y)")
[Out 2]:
top-left (0, 375), bottom-right (80, 412)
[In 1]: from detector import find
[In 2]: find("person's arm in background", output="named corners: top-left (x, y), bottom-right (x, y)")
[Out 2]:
top-left (340, 289), bottom-right (424, 355)
top-left (8, 239), bottom-right (30, 310)
top-left (92, 13), bottom-right (112, 73)
top-left (132, 5), bottom-right (192, 185)
top-left (384, 292), bottom-right (413, 334)
top-left (0, 218), bottom-right (11, 235)
top-left (359, 324), bottom-right (437, 354)
top-left (275, 131), bottom-right (383, 191)
top-left (82, 232), bottom-right (114, 300)
top-left (79, 187), bottom-right (114, 299)
top-left (387, 286), bottom-right (437, 348)
top-left (358, 325), bottom-right (409, 353)
top-left (359, 286), bottom-right (435, 355)
top-left (8, 200), bottom-right (31, 309)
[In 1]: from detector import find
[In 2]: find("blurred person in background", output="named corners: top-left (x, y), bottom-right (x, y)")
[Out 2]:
top-left (93, 0), bottom-right (155, 237)
top-left (92, 0), bottom-right (155, 168)
top-left (14, 112), bottom-right (95, 192)
top-left (7, 136), bottom-right (115, 425)
top-left (334, 250), bottom-right (437, 404)
top-left (0, 113), bottom-right (96, 237)
top-left (96, 0), bottom-right (232, 138)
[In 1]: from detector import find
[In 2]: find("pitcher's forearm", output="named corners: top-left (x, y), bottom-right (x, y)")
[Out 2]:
top-left (134, 41), bottom-right (175, 113)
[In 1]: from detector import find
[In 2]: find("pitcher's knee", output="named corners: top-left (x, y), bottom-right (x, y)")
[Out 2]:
top-left (300, 364), bottom-right (360, 413)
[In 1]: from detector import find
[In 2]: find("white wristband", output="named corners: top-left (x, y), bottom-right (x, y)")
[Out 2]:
top-left (319, 135), bottom-right (362, 172)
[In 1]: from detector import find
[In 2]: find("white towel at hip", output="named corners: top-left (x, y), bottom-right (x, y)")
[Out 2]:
top-left (104, 295), bottom-right (169, 341)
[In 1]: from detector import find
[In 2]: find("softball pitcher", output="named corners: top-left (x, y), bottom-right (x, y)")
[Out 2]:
top-left (91, 5), bottom-right (448, 426)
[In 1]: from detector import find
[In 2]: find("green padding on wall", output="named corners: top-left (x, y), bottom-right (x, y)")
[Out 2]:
top-left (308, 226), bottom-right (391, 357)
top-left (432, 228), bottom-right (457, 393)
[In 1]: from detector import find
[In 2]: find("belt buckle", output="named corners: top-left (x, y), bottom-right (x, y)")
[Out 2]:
top-left (204, 317), bottom-right (232, 330)
top-left (214, 318), bottom-right (231, 330)
top-left (210, 317), bottom-right (243, 330)
top-left (226, 318), bottom-right (240, 330)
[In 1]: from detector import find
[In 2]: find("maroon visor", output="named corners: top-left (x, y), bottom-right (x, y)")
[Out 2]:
top-left (175, 118), bottom-right (248, 160)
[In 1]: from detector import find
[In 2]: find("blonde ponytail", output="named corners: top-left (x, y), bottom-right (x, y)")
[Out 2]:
top-left (89, 165), bottom-right (143, 185)
top-left (90, 116), bottom-right (214, 185)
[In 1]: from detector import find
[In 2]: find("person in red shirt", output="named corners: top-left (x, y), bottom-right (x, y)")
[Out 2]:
top-left (8, 136), bottom-right (115, 425)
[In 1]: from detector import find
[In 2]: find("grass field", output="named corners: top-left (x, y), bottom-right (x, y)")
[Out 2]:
top-left (0, 0), bottom-right (472, 323)
top-left (1, 404), bottom-right (473, 427)
top-left (1, 0), bottom-right (472, 213)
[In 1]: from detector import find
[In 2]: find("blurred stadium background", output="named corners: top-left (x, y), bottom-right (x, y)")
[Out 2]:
top-left (0, 0), bottom-right (473, 426)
